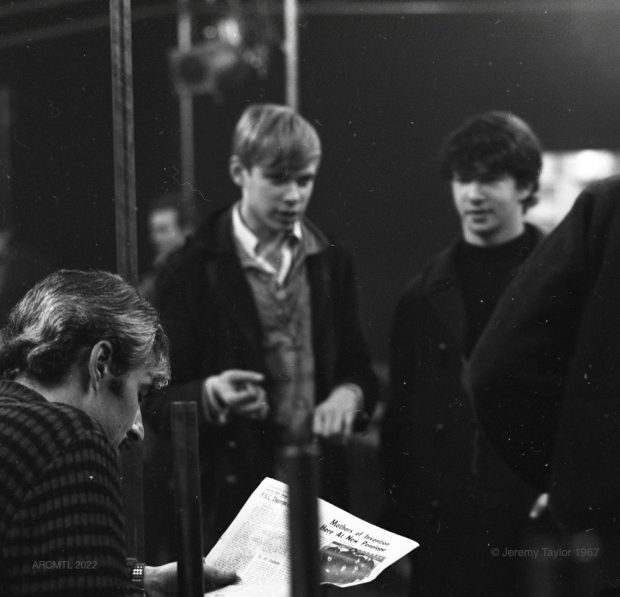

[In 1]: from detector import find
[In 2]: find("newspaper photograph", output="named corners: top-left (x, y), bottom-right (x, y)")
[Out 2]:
top-left (204, 477), bottom-right (418, 596)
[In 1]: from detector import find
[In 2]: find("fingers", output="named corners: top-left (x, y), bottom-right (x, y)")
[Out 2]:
top-left (221, 369), bottom-right (265, 385)
top-left (340, 409), bottom-right (356, 438)
top-left (143, 562), bottom-right (239, 596)
top-left (233, 386), bottom-right (270, 420)
top-left (312, 387), bottom-right (361, 440)
top-left (225, 382), bottom-right (263, 410)
top-left (211, 370), bottom-right (269, 421)
top-left (312, 404), bottom-right (356, 439)
top-left (212, 370), bottom-right (264, 408)
top-left (529, 492), bottom-right (549, 519)
top-left (203, 565), bottom-right (239, 590)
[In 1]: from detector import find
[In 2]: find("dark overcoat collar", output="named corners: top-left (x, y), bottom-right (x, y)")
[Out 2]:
top-left (422, 224), bottom-right (544, 352)
top-left (423, 244), bottom-right (468, 351)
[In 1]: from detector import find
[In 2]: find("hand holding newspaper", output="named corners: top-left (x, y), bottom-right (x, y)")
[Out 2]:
top-left (204, 477), bottom-right (418, 596)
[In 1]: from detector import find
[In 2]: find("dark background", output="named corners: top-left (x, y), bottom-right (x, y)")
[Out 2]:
top-left (2, 1), bottom-right (620, 365)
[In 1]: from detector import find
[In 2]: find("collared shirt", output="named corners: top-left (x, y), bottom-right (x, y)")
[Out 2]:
top-left (231, 203), bottom-right (317, 443)
top-left (232, 204), bottom-right (302, 286)
top-left (201, 205), bottom-right (326, 434)
top-left (202, 207), bottom-right (364, 442)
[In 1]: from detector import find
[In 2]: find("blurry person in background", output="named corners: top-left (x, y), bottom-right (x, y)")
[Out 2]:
top-left (382, 111), bottom-right (545, 596)
top-left (139, 192), bottom-right (192, 303)
top-left (0, 269), bottom-right (237, 597)
top-left (139, 191), bottom-right (193, 563)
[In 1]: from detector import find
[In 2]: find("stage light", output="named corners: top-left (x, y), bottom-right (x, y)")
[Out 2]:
top-left (169, 8), bottom-right (273, 102)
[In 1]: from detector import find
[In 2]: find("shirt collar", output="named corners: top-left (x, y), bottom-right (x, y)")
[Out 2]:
top-left (232, 202), bottom-right (302, 257)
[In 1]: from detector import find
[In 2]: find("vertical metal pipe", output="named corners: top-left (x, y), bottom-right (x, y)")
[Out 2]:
top-left (109, 0), bottom-right (143, 561)
top-left (177, 0), bottom-right (196, 224)
top-left (281, 442), bottom-right (321, 597)
top-left (283, 0), bottom-right (299, 110)
top-left (171, 402), bottom-right (205, 597)
top-left (110, 0), bottom-right (138, 286)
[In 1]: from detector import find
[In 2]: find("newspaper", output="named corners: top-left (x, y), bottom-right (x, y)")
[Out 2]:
top-left (204, 477), bottom-right (418, 596)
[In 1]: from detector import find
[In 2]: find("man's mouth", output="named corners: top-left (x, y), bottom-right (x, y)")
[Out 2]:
top-left (276, 211), bottom-right (300, 222)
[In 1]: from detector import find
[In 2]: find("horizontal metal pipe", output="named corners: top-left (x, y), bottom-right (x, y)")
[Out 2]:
top-left (1, 0), bottom-right (618, 49)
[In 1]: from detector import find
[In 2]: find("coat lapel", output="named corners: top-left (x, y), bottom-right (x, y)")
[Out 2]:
top-left (307, 252), bottom-right (330, 347)
top-left (201, 208), bottom-right (264, 353)
top-left (425, 246), bottom-right (468, 352)
top-left (208, 254), bottom-right (264, 347)
top-left (303, 219), bottom-right (332, 361)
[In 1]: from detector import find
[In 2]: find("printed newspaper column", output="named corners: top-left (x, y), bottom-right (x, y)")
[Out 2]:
top-left (203, 477), bottom-right (418, 596)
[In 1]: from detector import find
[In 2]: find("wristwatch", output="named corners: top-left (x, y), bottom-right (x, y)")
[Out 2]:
top-left (126, 557), bottom-right (145, 591)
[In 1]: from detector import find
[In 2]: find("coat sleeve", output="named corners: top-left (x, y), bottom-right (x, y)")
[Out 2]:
top-left (331, 246), bottom-right (379, 418)
top-left (380, 285), bottom-right (420, 522)
top-left (464, 187), bottom-right (606, 492)
top-left (144, 255), bottom-right (208, 434)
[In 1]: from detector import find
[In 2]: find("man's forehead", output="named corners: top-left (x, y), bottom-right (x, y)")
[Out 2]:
top-left (150, 208), bottom-right (179, 224)
top-left (262, 160), bottom-right (319, 175)
top-left (453, 168), bottom-right (510, 182)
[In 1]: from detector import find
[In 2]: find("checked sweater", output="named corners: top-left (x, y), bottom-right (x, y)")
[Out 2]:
top-left (0, 380), bottom-right (137, 597)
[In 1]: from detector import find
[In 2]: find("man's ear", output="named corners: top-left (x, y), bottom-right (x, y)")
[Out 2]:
top-left (229, 155), bottom-right (245, 187)
top-left (88, 340), bottom-right (113, 391)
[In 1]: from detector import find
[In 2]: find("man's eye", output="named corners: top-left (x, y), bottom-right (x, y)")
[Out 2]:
top-left (267, 174), bottom-right (288, 184)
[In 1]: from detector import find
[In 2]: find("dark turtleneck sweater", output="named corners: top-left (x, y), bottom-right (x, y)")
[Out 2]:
top-left (456, 223), bottom-right (540, 356)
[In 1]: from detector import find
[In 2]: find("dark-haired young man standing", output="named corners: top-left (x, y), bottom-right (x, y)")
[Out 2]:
top-left (382, 112), bottom-right (545, 596)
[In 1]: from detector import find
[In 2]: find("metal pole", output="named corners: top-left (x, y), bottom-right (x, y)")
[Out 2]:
top-left (177, 0), bottom-right (197, 225)
top-left (110, 0), bottom-right (138, 285)
top-left (110, 0), bottom-right (143, 560)
top-left (283, 0), bottom-right (299, 110)
top-left (281, 443), bottom-right (321, 597)
top-left (171, 402), bottom-right (205, 597)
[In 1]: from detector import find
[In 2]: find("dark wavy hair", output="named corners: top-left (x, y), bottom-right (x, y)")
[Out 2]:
top-left (439, 111), bottom-right (543, 211)
top-left (231, 103), bottom-right (322, 172)
top-left (0, 269), bottom-right (170, 387)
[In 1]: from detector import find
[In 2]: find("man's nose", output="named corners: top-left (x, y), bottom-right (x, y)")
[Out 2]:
top-left (463, 181), bottom-right (484, 200)
top-left (127, 408), bottom-right (145, 442)
top-left (283, 181), bottom-right (303, 203)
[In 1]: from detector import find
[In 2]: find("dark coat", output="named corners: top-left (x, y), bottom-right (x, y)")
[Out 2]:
top-left (467, 176), bottom-right (620, 591)
top-left (382, 227), bottom-right (541, 596)
top-left (149, 206), bottom-right (377, 542)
